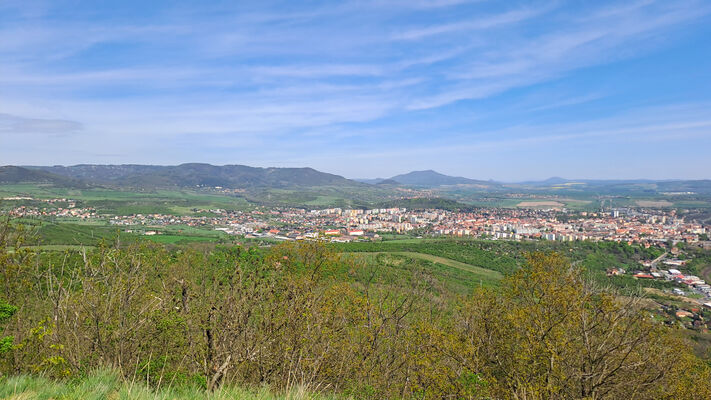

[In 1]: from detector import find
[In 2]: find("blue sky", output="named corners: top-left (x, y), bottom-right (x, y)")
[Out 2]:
top-left (1, 0), bottom-right (710, 180)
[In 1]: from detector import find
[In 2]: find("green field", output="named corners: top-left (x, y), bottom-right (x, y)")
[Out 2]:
top-left (142, 234), bottom-right (222, 244)
top-left (0, 184), bottom-right (253, 215)
top-left (344, 251), bottom-right (502, 290)
top-left (7, 219), bottom-right (232, 247)
top-left (23, 220), bottom-right (127, 246)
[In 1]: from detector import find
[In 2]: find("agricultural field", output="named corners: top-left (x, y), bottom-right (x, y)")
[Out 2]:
top-left (0, 184), bottom-right (253, 215)
top-left (436, 185), bottom-right (711, 211)
top-left (437, 191), bottom-right (603, 210)
top-left (8, 219), bottom-right (230, 247)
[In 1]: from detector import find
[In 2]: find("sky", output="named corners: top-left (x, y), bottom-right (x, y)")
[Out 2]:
top-left (1, 0), bottom-right (711, 181)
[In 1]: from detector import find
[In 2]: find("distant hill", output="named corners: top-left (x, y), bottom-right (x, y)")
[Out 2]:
top-left (28, 163), bottom-right (365, 189)
top-left (9, 164), bottom-right (711, 196)
top-left (0, 166), bottom-right (84, 187)
top-left (389, 170), bottom-right (496, 187)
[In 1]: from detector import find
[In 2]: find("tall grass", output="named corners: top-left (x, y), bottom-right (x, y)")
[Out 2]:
top-left (0, 369), bottom-right (337, 400)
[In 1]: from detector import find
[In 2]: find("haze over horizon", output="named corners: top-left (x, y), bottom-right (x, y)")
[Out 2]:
top-left (2, 0), bottom-right (710, 181)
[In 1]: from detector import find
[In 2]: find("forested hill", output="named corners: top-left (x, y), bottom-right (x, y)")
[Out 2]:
top-left (23, 163), bottom-right (366, 189)
top-left (0, 165), bottom-right (85, 187)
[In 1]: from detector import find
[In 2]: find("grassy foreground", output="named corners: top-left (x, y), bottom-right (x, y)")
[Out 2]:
top-left (0, 370), bottom-right (334, 400)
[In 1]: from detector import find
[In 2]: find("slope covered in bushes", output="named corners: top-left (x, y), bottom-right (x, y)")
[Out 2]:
top-left (1, 221), bottom-right (710, 399)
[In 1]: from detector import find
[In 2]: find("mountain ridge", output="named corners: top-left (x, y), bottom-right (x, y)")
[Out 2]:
top-left (19, 163), bottom-right (366, 189)
top-left (4, 164), bottom-right (711, 194)
top-left (0, 165), bottom-right (86, 187)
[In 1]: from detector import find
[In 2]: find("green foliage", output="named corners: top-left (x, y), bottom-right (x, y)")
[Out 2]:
top-left (0, 221), bottom-right (20, 358)
top-left (1, 213), bottom-right (711, 398)
top-left (455, 252), bottom-right (711, 399)
top-left (0, 300), bottom-right (16, 355)
top-left (0, 239), bottom-right (476, 398)
top-left (0, 337), bottom-right (12, 356)
top-left (0, 301), bottom-right (16, 325)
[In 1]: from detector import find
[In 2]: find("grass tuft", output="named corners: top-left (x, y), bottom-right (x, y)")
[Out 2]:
top-left (0, 369), bottom-right (338, 400)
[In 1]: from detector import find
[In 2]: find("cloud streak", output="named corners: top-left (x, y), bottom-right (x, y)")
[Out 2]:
top-left (0, 0), bottom-right (709, 178)
top-left (0, 113), bottom-right (83, 135)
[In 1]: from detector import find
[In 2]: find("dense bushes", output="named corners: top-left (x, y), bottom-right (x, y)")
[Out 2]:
top-left (456, 252), bottom-right (711, 399)
top-left (1, 221), bottom-right (710, 399)
top-left (0, 234), bottom-right (466, 397)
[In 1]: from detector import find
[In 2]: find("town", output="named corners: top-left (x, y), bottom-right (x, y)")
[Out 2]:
top-left (5, 196), bottom-right (708, 245)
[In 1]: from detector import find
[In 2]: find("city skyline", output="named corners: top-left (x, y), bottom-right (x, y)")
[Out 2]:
top-left (2, 0), bottom-right (711, 180)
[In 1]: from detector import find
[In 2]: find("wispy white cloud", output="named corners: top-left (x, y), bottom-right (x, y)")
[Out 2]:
top-left (358, 0), bottom-right (481, 9)
top-left (0, 0), bottom-right (709, 177)
top-left (249, 64), bottom-right (386, 78)
top-left (408, 0), bottom-right (710, 110)
top-left (0, 113), bottom-right (83, 134)
top-left (525, 92), bottom-right (606, 112)
top-left (391, 6), bottom-right (546, 40)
